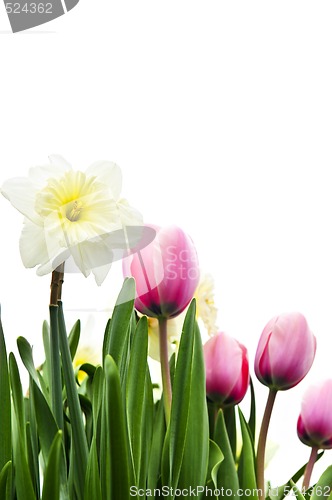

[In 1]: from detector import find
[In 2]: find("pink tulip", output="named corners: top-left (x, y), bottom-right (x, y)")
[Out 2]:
top-left (255, 312), bottom-right (316, 391)
top-left (123, 224), bottom-right (199, 318)
top-left (204, 332), bottom-right (249, 407)
top-left (297, 380), bottom-right (332, 449)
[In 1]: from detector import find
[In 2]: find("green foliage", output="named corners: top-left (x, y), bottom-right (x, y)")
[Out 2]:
top-left (0, 280), bottom-right (331, 499)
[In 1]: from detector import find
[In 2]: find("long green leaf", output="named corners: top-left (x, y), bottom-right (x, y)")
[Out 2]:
top-left (0, 313), bottom-right (11, 471)
top-left (58, 302), bottom-right (88, 499)
top-left (84, 438), bottom-right (102, 500)
top-left (310, 466), bottom-right (332, 500)
top-left (42, 431), bottom-right (63, 500)
top-left (238, 409), bottom-right (258, 500)
top-left (163, 300), bottom-right (209, 498)
top-left (214, 409), bottom-right (240, 500)
top-left (163, 300), bottom-right (196, 489)
top-left (268, 453), bottom-right (324, 500)
top-left (31, 381), bottom-right (58, 464)
top-left (9, 353), bottom-right (26, 450)
top-left (0, 462), bottom-right (11, 500)
top-left (17, 336), bottom-right (49, 399)
top-left (102, 355), bottom-right (130, 500)
top-left (126, 316), bottom-right (149, 486)
top-left (12, 411), bottom-right (35, 500)
top-left (102, 278), bottom-right (135, 381)
top-left (206, 440), bottom-right (224, 491)
top-left (248, 378), bottom-right (256, 443)
top-left (177, 321), bottom-right (209, 498)
top-left (148, 399), bottom-right (166, 491)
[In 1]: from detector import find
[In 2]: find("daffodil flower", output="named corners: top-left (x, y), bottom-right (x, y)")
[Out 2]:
top-left (1, 155), bottom-right (143, 285)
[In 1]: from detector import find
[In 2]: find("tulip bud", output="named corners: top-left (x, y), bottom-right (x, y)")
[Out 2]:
top-left (204, 332), bottom-right (249, 407)
top-left (297, 380), bottom-right (332, 449)
top-left (254, 312), bottom-right (316, 391)
top-left (123, 224), bottom-right (199, 319)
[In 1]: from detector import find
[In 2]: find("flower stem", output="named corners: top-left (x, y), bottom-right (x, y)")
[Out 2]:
top-left (303, 446), bottom-right (318, 491)
top-left (50, 263), bottom-right (65, 305)
top-left (49, 305), bottom-right (63, 429)
top-left (49, 263), bottom-right (65, 429)
top-left (256, 389), bottom-right (277, 500)
top-left (158, 317), bottom-right (172, 425)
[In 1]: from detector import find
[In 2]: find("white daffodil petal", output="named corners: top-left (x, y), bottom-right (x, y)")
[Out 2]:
top-left (115, 198), bottom-right (143, 227)
top-left (29, 155), bottom-right (72, 190)
top-left (85, 161), bottom-right (122, 199)
top-left (49, 155), bottom-right (73, 171)
top-left (36, 249), bottom-right (71, 276)
top-left (1, 178), bottom-right (41, 224)
top-left (19, 219), bottom-right (49, 268)
top-left (92, 263), bottom-right (113, 286)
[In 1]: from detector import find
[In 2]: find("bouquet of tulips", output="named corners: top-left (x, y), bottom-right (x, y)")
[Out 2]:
top-left (0, 157), bottom-right (331, 500)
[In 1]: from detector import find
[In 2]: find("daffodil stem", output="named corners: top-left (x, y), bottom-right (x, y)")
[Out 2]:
top-left (303, 446), bottom-right (318, 491)
top-left (50, 263), bottom-right (65, 305)
top-left (49, 305), bottom-right (63, 429)
top-left (256, 389), bottom-right (277, 500)
top-left (158, 317), bottom-right (172, 425)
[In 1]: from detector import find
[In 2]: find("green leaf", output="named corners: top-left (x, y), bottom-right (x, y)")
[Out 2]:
top-left (31, 381), bottom-right (58, 464)
top-left (223, 405), bottom-right (237, 460)
top-left (163, 301), bottom-right (209, 498)
top-left (84, 438), bottom-right (102, 500)
top-left (0, 313), bottom-right (11, 471)
top-left (290, 481), bottom-right (306, 500)
top-left (102, 278), bottom-right (135, 382)
top-left (101, 355), bottom-right (130, 500)
top-left (26, 421), bottom-right (40, 499)
top-left (206, 440), bottom-right (224, 490)
top-left (58, 302), bottom-right (88, 499)
top-left (42, 431), bottom-right (63, 500)
top-left (310, 466), bottom-right (332, 500)
top-left (139, 368), bottom-right (154, 489)
top-left (0, 461), bottom-right (12, 500)
top-left (126, 316), bottom-right (149, 486)
top-left (12, 411), bottom-right (35, 500)
top-left (68, 320), bottom-right (81, 360)
top-left (147, 399), bottom-right (166, 491)
top-left (177, 321), bottom-right (209, 497)
top-left (268, 453), bottom-right (324, 500)
top-left (214, 409), bottom-right (240, 500)
top-left (17, 337), bottom-right (48, 399)
top-left (238, 409), bottom-right (258, 500)
top-left (9, 353), bottom-right (26, 449)
top-left (248, 378), bottom-right (256, 444)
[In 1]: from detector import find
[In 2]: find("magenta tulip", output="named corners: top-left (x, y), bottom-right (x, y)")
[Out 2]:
top-left (255, 312), bottom-right (316, 391)
top-left (204, 332), bottom-right (249, 407)
top-left (297, 380), bottom-right (332, 449)
top-left (123, 224), bottom-right (199, 319)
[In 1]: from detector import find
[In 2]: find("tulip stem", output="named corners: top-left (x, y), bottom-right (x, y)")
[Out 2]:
top-left (303, 446), bottom-right (318, 491)
top-left (158, 317), bottom-right (172, 425)
top-left (256, 388), bottom-right (277, 500)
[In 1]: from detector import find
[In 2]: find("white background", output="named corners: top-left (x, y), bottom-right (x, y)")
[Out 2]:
top-left (1, 0), bottom-right (332, 487)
